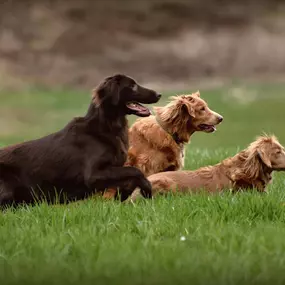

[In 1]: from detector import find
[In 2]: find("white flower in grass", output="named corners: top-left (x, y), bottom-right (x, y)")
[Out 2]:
top-left (231, 197), bottom-right (237, 203)
top-left (180, 236), bottom-right (186, 241)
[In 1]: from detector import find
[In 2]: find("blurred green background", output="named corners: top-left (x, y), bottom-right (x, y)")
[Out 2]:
top-left (1, 82), bottom-right (284, 151)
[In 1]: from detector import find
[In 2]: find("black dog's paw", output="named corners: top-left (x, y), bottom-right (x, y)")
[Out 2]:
top-left (139, 178), bottom-right (152, 199)
top-left (117, 176), bottom-right (152, 202)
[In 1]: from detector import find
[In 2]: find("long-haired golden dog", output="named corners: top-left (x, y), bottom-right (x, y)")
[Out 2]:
top-left (102, 91), bottom-right (223, 199)
top-left (130, 135), bottom-right (285, 201)
top-left (127, 91), bottom-right (223, 176)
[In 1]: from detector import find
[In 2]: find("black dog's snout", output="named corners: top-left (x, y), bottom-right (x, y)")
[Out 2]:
top-left (156, 93), bottom-right (162, 100)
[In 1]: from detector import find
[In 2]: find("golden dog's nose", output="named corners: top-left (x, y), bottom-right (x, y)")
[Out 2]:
top-left (218, 116), bottom-right (223, 123)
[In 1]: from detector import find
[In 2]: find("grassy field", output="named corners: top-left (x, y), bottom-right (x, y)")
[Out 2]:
top-left (0, 82), bottom-right (285, 285)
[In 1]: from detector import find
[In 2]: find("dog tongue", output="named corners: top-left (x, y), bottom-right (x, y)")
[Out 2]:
top-left (126, 102), bottom-right (151, 115)
top-left (199, 124), bottom-right (216, 132)
top-left (207, 125), bottom-right (216, 132)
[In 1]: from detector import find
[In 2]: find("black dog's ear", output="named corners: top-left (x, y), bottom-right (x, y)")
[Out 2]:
top-left (92, 76), bottom-right (120, 106)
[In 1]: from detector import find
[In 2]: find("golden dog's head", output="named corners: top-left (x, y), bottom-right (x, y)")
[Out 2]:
top-left (154, 91), bottom-right (223, 142)
top-left (229, 135), bottom-right (285, 186)
top-left (180, 91), bottom-right (223, 133)
top-left (248, 135), bottom-right (285, 171)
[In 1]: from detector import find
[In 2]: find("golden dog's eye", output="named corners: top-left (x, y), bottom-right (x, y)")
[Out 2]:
top-left (200, 107), bottom-right (205, 111)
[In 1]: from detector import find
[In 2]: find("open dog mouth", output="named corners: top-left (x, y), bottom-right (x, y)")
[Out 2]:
top-left (198, 124), bottom-right (217, 133)
top-left (126, 102), bottom-right (151, 117)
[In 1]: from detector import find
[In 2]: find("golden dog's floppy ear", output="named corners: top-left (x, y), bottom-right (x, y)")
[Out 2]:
top-left (181, 96), bottom-right (196, 117)
top-left (257, 147), bottom-right (272, 168)
top-left (182, 102), bottom-right (195, 118)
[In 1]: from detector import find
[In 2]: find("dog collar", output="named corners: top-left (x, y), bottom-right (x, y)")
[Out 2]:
top-left (155, 116), bottom-right (184, 145)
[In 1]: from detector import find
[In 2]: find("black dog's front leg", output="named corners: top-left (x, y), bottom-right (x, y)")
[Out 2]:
top-left (114, 178), bottom-right (151, 202)
top-left (85, 166), bottom-right (152, 199)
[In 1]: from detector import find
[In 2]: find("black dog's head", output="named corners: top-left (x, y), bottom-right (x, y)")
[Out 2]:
top-left (92, 74), bottom-right (161, 117)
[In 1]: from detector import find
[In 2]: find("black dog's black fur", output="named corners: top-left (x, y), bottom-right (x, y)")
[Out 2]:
top-left (0, 74), bottom-right (161, 207)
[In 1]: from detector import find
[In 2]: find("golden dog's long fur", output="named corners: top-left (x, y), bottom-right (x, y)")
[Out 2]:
top-left (130, 135), bottom-right (285, 201)
top-left (126, 91), bottom-right (223, 176)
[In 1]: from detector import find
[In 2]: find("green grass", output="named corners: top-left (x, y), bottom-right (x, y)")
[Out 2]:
top-left (0, 82), bottom-right (285, 284)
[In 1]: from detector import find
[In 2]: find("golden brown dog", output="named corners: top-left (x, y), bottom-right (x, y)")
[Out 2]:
top-left (130, 135), bottom-right (285, 201)
top-left (103, 91), bottom-right (223, 199)
top-left (127, 91), bottom-right (223, 176)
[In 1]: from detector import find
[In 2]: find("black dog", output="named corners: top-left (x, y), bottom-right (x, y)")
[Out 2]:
top-left (0, 74), bottom-right (161, 207)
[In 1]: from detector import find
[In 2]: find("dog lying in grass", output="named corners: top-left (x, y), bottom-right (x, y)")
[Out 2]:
top-left (0, 74), bottom-right (161, 207)
top-left (103, 91), bottom-right (223, 200)
top-left (130, 135), bottom-right (285, 201)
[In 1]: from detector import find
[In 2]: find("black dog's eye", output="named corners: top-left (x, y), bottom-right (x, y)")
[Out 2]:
top-left (132, 84), bottom-right (138, 92)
